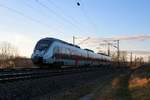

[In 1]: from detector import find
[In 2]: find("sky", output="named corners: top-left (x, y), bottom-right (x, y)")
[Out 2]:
top-left (0, 0), bottom-right (150, 58)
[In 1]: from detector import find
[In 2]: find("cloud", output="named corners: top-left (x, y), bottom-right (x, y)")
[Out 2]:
top-left (77, 34), bottom-right (150, 46)
top-left (76, 34), bottom-right (150, 57)
top-left (110, 34), bottom-right (150, 41)
top-left (89, 34), bottom-right (150, 42)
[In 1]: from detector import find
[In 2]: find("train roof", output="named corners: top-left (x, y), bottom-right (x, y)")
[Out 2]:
top-left (39, 37), bottom-right (80, 48)
top-left (97, 53), bottom-right (109, 56)
top-left (84, 49), bottom-right (94, 52)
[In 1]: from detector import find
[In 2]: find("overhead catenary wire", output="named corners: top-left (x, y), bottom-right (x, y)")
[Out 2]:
top-left (0, 3), bottom-right (50, 29)
top-left (76, 0), bottom-right (98, 33)
top-left (0, 3), bottom-right (64, 34)
top-left (47, 0), bottom-right (83, 30)
top-left (22, 0), bottom-right (64, 33)
top-left (77, 37), bottom-right (90, 45)
top-left (23, 0), bottom-right (52, 19)
top-left (36, 0), bottom-right (89, 34)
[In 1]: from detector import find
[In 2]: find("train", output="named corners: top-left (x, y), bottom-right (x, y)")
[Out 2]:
top-left (31, 37), bottom-right (111, 68)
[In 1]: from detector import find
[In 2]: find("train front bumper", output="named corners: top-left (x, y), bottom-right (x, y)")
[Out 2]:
top-left (32, 56), bottom-right (43, 64)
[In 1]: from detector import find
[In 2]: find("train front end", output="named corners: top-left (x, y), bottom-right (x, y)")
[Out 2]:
top-left (31, 38), bottom-right (53, 65)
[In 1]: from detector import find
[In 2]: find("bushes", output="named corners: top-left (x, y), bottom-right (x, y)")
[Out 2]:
top-left (0, 57), bottom-right (34, 69)
top-left (0, 42), bottom-right (18, 60)
top-left (0, 41), bottom-right (34, 69)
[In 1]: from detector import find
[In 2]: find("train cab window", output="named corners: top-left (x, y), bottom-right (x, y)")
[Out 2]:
top-left (35, 40), bottom-right (50, 51)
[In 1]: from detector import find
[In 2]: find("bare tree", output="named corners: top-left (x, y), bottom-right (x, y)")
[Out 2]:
top-left (112, 51), bottom-right (127, 62)
top-left (111, 52), bottom-right (118, 62)
top-left (0, 42), bottom-right (34, 69)
top-left (119, 51), bottom-right (127, 63)
top-left (133, 56), bottom-right (144, 68)
top-left (139, 57), bottom-right (144, 64)
top-left (148, 56), bottom-right (150, 63)
top-left (0, 42), bottom-right (19, 60)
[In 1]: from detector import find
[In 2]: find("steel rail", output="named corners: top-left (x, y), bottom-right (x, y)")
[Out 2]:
top-left (0, 67), bottom-right (106, 82)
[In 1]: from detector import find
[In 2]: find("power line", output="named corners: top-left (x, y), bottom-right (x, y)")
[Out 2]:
top-left (76, 0), bottom-right (97, 33)
top-left (0, 3), bottom-right (51, 29)
top-left (22, 0), bottom-right (64, 33)
top-left (47, 0), bottom-right (83, 30)
top-left (23, 1), bottom-right (52, 21)
top-left (77, 37), bottom-right (90, 45)
top-left (36, 0), bottom-right (85, 33)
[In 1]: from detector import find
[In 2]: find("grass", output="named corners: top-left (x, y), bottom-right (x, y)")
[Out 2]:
top-left (93, 73), bottom-right (132, 100)
top-left (129, 81), bottom-right (150, 100)
top-left (92, 65), bottom-right (150, 100)
top-left (115, 75), bottom-right (132, 100)
top-left (128, 65), bottom-right (150, 100)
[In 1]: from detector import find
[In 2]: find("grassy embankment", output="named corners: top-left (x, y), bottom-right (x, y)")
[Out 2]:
top-left (129, 64), bottom-right (150, 100)
top-left (93, 64), bottom-right (150, 100)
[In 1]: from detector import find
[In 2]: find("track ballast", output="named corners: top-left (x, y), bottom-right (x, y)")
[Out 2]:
top-left (0, 66), bottom-right (113, 82)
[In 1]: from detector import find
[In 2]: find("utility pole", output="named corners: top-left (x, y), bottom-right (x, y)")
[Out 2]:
top-left (134, 55), bottom-right (137, 67)
top-left (148, 56), bottom-right (150, 63)
top-left (107, 43), bottom-right (110, 56)
top-left (101, 40), bottom-right (111, 56)
top-left (117, 40), bottom-right (120, 63)
top-left (130, 52), bottom-right (133, 65)
top-left (99, 42), bottom-right (110, 55)
top-left (73, 36), bottom-right (75, 45)
top-left (101, 40), bottom-right (120, 63)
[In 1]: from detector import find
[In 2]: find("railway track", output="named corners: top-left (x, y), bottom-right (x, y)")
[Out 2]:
top-left (0, 66), bottom-right (111, 82)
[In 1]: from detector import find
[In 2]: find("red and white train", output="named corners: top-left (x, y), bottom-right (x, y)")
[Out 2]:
top-left (31, 37), bottom-right (111, 68)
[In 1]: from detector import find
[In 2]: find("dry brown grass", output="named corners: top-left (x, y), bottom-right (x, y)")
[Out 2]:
top-left (128, 65), bottom-right (150, 100)
top-left (93, 73), bottom-right (133, 100)
top-left (129, 79), bottom-right (150, 100)
top-left (0, 57), bottom-right (34, 69)
top-left (129, 78), bottom-right (150, 88)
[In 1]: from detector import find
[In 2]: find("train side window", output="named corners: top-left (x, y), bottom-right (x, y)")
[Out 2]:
top-left (68, 48), bottom-right (71, 55)
top-left (53, 47), bottom-right (59, 54)
top-left (65, 48), bottom-right (68, 54)
top-left (60, 47), bottom-right (65, 54)
top-left (66, 48), bottom-right (70, 55)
